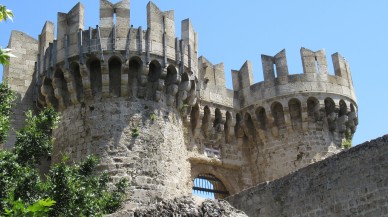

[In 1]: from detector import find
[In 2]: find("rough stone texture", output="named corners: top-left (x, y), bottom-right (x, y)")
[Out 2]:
top-left (3, 1), bottom-right (365, 216)
top-left (2, 30), bottom-right (39, 148)
top-left (107, 196), bottom-right (248, 217)
top-left (53, 98), bottom-right (191, 206)
top-left (227, 135), bottom-right (388, 217)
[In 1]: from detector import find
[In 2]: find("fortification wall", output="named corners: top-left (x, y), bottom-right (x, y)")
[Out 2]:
top-left (45, 1), bottom-right (197, 82)
top-left (233, 48), bottom-right (356, 109)
top-left (53, 98), bottom-right (191, 205)
top-left (3, 0), bottom-right (362, 206)
top-left (229, 48), bottom-right (358, 183)
top-left (240, 92), bottom-right (357, 182)
top-left (2, 31), bottom-right (39, 148)
top-left (34, 0), bottom-right (200, 203)
top-left (227, 135), bottom-right (388, 217)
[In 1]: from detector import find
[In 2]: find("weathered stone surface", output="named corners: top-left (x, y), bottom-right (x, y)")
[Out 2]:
top-left (227, 135), bottom-right (388, 217)
top-left (107, 197), bottom-right (248, 217)
top-left (2, 30), bottom-right (38, 148)
top-left (3, 2), bottom-right (367, 217)
top-left (52, 98), bottom-right (191, 206)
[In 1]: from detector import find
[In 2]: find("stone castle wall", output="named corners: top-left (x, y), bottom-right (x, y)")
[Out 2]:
top-left (53, 97), bottom-right (191, 206)
top-left (227, 135), bottom-right (388, 217)
top-left (3, 0), bottom-right (362, 209)
top-left (240, 91), bottom-right (357, 183)
top-left (2, 31), bottom-right (39, 148)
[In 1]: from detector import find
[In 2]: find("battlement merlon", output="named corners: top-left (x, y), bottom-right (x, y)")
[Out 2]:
top-left (301, 47), bottom-right (328, 74)
top-left (198, 56), bottom-right (234, 108)
top-left (232, 48), bottom-right (357, 109)
top-left (38, 21), bottom-right (55, 77)
top-left (56, 3), bottom-right (84, 66)
top-left (199, 56), bottom-right (225, 88)
top-left (181, 19), bottom-right (198, 55)
top-left (332, 52), bottom-right (354, 89)
top-left (100, 0), bottom-right (130, 38)
top-left (232, 61), bottom-right (254, 91)
top-left (181, 19), bottom-right (198, 78)
top-left (35, 1), bottom-right (198, 76)
top-left (261, 49), bottom-right (289, 81)
top-left (39, 21), bottom-right (55, 57)
top-left (147, 2), bottom-right (175, 47)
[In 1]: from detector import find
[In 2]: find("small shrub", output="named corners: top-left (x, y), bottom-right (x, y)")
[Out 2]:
top-left (14, 107), bottom-right (60, 165)
top-left (0, 108), bottom-right (129, 216)
top-left (342, 130), bottom-right (353, 149)
top-left (131, 127), bottom-right (139, 137)
top-left (4, 197), bottom-right (55, 217)
top-left (342, 139), bottom-right (352, 149)
top-left (150, 113), bottom-right (157, 121)
top-left (180, 104), bottom-right (190, 115)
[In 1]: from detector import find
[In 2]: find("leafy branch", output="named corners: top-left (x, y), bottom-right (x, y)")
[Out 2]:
top-left (0, 48), bottom-right (16, 66)
top-left (0, 5), bottom-right (13, 22)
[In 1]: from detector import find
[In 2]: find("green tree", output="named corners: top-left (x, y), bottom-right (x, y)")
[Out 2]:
top-left (0, 5), bottom-right (15, 65)
top-left (0, 5), bottom-right (128, 216)
top-left (0, 48), bottom-right (15, 65)
top-left (0, 82), bottom-right (15, 144)
top-left (0, 5), bottom-right (13, 22)
top-left (14, 108), bottom-right (60, 165)
top-left (42, 156), bottom-right (128, 216)
top-left (0, 106), bottom-right (128, 216)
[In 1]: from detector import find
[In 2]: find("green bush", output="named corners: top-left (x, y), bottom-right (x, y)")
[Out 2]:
top-left (342, 130), bottom-right (353, 149)
top-left (4, 197), bottom-right (56, 217)
top-left (0, 92), bottom-right (128, 216)
top-left (1, 7), bottom-right (128, 216)
top-left (42, 156), bottom-right (128, 216)
top-left (0, 149), bottom-right (128, 216)
top-left (14, 108), bottom-right (60, 165)
top-left (342, 139), bottom-right (352, 149)
top-left (0, 82), bottom-right (15, 144)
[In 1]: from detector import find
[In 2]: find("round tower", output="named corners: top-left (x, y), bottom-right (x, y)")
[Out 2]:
top-left (231, 48), bottom-right (358, 182)
top-left (31, 0), bottom-right (359, 204)
top-left (35, 1), bottom-right (198, 205)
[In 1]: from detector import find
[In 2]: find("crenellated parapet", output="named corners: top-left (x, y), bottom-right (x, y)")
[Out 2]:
top-left (233, 48), bottom-right (356, 110)
top-left (228, 48), bottom-right (357, 139)
top-left (4, 0), bottom-right (360, 203)
top-left (35, 1), bottom-right (199, 116)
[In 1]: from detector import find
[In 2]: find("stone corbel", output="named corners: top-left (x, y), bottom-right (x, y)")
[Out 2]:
top-left (53, 78), bottom-right (65, 110)
top-left (121, 63), bottom-right (129, 97)
top-left (337, 115), bottom-right (349, 133)
top-left (62, 67), bottom-right (79, 105)
top-left (100, 62), bottom-right (110, 97)
top-left (283, 106), bottom-right (294, 134)
top-left (79, 64), bottom-right (92, 99)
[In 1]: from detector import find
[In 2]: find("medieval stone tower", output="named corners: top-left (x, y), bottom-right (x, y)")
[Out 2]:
top-left (3, 0), bottom-right (358, 206)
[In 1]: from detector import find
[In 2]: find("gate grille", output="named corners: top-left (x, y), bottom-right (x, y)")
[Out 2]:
top-left (192, 174), bottom-right (229, 199)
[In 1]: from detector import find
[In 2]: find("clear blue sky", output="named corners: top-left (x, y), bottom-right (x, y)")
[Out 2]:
top-left (1, 0), bottom-right (387, 146)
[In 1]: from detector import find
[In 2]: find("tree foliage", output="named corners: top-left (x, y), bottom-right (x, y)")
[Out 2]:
top-left (0, 83), bottom-right (128, 216)
top-left (0, 5), bottom-right (13, 22)
top-left (4, 197), bottom-right (55, 217)
top-left (0, 5), bottom-right (15, 65)
top-left (1, 148), bottom-right (128, 216)
top-left (0, 6), bottom-right (128, 216)
top-left (0, 48), bottom-right (16, 66)
top-left (0, 82), bottom-right (15, 144)
top-left (14, 108), bottom-right (60, 165)
top-left (42, 156), bottom-right (129, 216)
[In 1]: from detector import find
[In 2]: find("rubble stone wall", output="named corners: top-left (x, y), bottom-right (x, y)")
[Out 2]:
top-left (227, 135), bottom-right (388, 217)
top-left (53, 98), bottom-right (191, 206)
